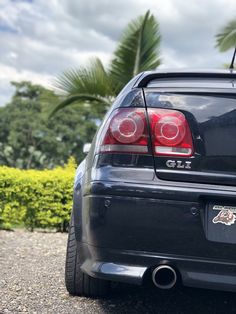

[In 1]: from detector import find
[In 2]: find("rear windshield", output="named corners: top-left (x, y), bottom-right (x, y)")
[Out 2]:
top-left (147, 78), bottom-right (235, 89)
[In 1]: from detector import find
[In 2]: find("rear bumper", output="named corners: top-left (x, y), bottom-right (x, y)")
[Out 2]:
top-left (80, 243), bottom-right (236, 292)
top-left (75, 179), bottom-right (236, 292)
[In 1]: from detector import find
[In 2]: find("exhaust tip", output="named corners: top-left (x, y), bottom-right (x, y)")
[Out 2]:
top-left (152, 265), bottom-right (177, 289)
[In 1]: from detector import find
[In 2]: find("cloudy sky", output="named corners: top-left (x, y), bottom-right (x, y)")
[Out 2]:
top-left (0, 0), bottom-right (235, 106)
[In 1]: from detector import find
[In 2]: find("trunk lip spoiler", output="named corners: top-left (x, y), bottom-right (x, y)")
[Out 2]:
top-left (134, 70), bottom-right (236, 88)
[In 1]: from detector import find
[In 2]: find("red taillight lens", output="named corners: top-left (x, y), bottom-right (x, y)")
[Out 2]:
top-left (154, 112), bottom-right (186, 146)
top-left (148, 109), bottom-right (193, 156)
top-left (110, 110), bottom-right (145, 144)
top-left (99, 108), bottom-right (193, 157)
top-left (100, 108), bottom-right (149, 153)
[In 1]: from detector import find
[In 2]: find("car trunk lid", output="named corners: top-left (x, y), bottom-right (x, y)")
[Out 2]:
top-left (143, 76), bottom-right (236, 186)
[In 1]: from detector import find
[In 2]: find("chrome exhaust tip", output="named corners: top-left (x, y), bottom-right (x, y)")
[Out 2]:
top-left (152, 265), bottom-right (177, 289)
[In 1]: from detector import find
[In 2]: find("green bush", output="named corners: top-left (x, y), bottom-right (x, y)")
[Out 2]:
top-left (0, 158), bottom-right (76, 231)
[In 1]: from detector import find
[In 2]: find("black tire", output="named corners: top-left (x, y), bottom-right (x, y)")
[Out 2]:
top-left (65, 216), bottom-right (109, 297)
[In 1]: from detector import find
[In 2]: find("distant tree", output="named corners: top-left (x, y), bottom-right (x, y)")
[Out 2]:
top-left (0, 82), bottom-right (98, 169)
top-left (51, 10), bottom-right (161, 116)
top-left (216, 18), bottom-right (236, 52)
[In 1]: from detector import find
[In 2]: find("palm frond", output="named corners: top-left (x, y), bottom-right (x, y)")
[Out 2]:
top-left (216, 19), bottom-right (236, 52)
top-left (110, 10), bottom-right (161, 91)
top-left (54, 58), bottom-right (115, 97)
top-left (49, 94), bottom-right (111, 118)
top-left (51, 11), bottom-right (162, 116)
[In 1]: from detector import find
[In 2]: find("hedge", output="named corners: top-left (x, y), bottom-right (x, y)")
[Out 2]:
top-left (0, 158), bottom-right (76, 231)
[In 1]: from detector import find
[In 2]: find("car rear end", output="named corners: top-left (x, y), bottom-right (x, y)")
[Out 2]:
top-left (74, 70), bottom-right (236, 293)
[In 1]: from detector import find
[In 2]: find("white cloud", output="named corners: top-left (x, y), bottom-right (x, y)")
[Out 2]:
top-left (0, 0), bottom-right (235, 105)
top-left (0, 63), bottom-right (53, 105)
top-left (0, 63), bottom-right (53, 86)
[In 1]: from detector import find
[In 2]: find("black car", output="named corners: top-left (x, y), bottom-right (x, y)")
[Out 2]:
top-left (65, 70), bottom-right (236, 297)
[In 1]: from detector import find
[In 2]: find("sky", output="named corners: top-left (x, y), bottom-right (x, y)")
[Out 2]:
top-left (0, 0), bottom-right (235, 106)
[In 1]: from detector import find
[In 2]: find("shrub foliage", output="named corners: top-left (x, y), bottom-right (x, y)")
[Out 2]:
top-left (0, 158), bottom-right (76, 231)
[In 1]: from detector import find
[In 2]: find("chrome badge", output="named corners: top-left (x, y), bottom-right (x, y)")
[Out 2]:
top-left (166, 160), bottom-right (191, 169)
top-left (212, 205), bottom-right (236, 226)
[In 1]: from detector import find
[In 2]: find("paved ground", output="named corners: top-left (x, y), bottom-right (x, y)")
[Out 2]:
top-left (0, 230), bottom-right (235, 314)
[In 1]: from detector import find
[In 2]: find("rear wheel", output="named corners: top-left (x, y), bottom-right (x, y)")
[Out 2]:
top-left (65, 216), bottom-right (109, 297)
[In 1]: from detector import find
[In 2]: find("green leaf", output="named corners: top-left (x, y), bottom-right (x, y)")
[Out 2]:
top-left (54, 58), bottom-right (114, 98)
top-left (49, 94), bottom-right (111, 117)
top-left (216, 19), bottom-right (236, 52)
top-left (110, 10), bottom-right (161, 92)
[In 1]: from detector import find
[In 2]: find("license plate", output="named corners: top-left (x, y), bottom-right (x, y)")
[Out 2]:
top-left (206, 203), bottom-right (236, 244)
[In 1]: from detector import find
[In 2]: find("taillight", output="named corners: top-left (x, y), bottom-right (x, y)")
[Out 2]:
top-left (148, 109), bottom-right (193, 156)
top-left (99, 108), bottom-right (193, 157)
top-left (100, 108), bottom-right (149, 153)
top-left (109, 110), bottom-right (145, 144)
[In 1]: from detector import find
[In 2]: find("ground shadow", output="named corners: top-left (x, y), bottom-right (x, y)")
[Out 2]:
top-left (97, 283), bottom-right (236, 314)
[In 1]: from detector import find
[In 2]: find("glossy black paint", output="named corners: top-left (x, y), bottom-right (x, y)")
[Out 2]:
top-left (144, 89), bottom-right (236, 185)
top-left (72, 70), bottom-right (236, 292)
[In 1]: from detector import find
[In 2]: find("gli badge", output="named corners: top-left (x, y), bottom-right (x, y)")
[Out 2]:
top-left (212, 205), bottom-right (236, 226)
top-left (166, 160), bottom-right (191, 169)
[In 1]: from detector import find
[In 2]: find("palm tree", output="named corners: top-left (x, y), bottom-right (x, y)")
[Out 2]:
top-left (51, 11), bottom-right (161, 116)
top-left (216, 18), bottom-right (236, 52)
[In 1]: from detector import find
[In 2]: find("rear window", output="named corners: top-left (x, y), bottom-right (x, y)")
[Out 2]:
top-left (147, 78), bottom-right (235, 89)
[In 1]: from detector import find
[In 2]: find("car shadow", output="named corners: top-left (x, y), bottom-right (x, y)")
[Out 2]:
top-left (97, 283), bottom-right (236, 314)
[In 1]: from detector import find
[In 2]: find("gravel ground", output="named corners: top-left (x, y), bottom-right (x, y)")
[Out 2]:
top-left (0, 230), bottom-right (236, 314)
